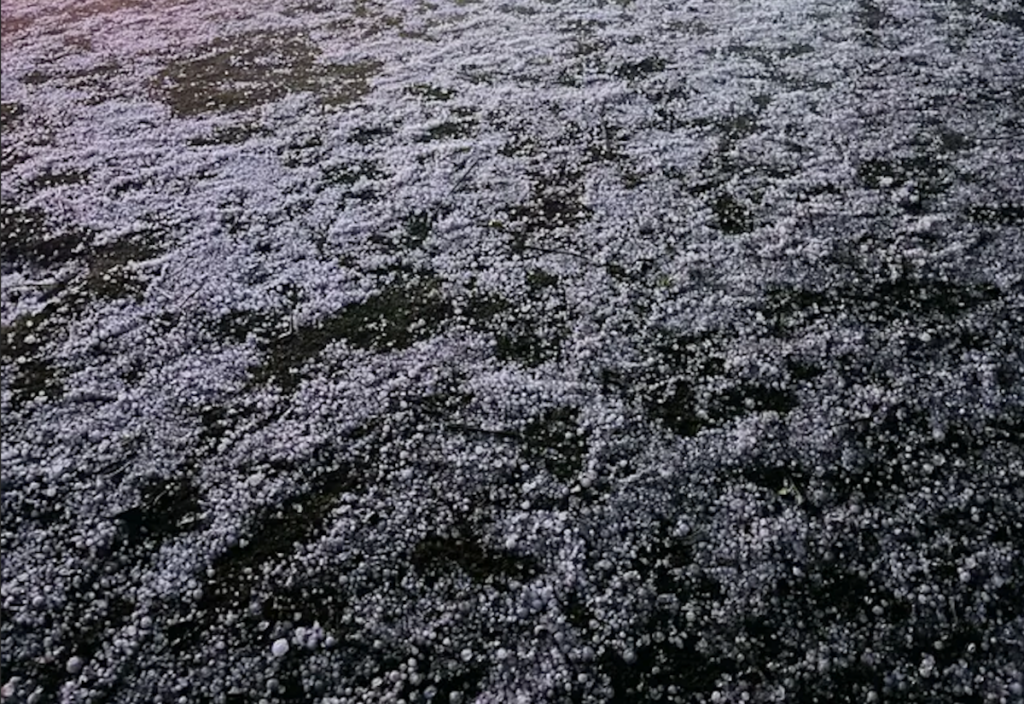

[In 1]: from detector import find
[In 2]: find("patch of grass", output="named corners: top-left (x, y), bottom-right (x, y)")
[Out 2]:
top-left (615, 56), bottom-right (666, 80)
top-left (690, 110), bottom-right (762, 142)
top-left (321, 159), bottom-right (383, 188)
top-left (1, 312), bottom-right (65, 410)
top-left (251, 276), bottom-right (453, 389)
top-left (710, 191), bottom-right (754, 234)
top-left (1, 101), bottom-right (25, 130)
top-left (411, 531), bottom-right (539, 587)
top-left (0, 203), bottom-right (89, 269)
top-left (599, 615), bottom-right (735, 703)
top-left (965, 203), bottom-right (1023, 226)
top-left (348, 124), bottom-right (392, 145)
top-left (22, 166), bottom-right (89, 192)
top-left (763, 274), bottom-right (1002, 334)
top-left (213, 310), bottom-right (276, 344)
top-left (112, 473), bottom-right (204, 548)
top-left (521, 406), bottom-right (588, 481)
top-left (525, 267), bottom-right (559, 290)
top-left (155, 31), bottom-right (381, 116)
top-left (494, 320), bottom-right (560, 368)
top-left (1, 201), bottom-right (159, 300)
top-left (321, 60), bottom-right (383, 107)
top-left (856, 152), bottom-right (953, 213)
top-left (406, 84), bottom-right (457, 101)
top-left (459, 290), bottom-right (510, 325)
top-left (504, 168), bottom-right (591, 249)
top-left (402, 210), bottom-right (435, 246)
top-left (708, 384), bottom-right (798, 422)
top-left (640, 333), bottom-right (724, 437)
top-left (645, 378), bottom-right (703, 438)
top-left (84, 236), bottom-right (162, 301)
top-left (856, 155), bottom-right (937, 190)
top-left (213, 464), bottom-right (361, 580)
top-left (416, 107), bottom-right (477, 142)
top-left (189, 450), bottom-right (367, 648)
top-left (188, 122), bottom-right (270, 146)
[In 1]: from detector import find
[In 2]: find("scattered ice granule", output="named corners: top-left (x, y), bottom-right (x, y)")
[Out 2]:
top-left (271, 638), bottom-right (290, 658)
top-left (918, 654), bottom-right (935, 678)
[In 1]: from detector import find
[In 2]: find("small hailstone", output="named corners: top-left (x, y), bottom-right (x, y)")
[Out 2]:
top-left (460, 648), bottom-right (474, 662)
top-left (272, 638), bottom-right (290, 657)
top-left (66, 656), bottom-right (84, 675)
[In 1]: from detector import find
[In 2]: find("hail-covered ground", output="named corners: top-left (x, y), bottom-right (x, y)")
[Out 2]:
top-left (2, 0), bottom-right (1023, 702)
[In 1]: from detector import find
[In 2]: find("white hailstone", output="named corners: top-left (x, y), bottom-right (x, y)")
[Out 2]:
top-left (66, 656), bottom-right (84, 675)
top-left (918, 655), bottom-right (935, 679)
top-left (449, 692), bottom-right (463, 704)
top-left (272, 638), bottom-right (290, 658)
top-left (460, 648), bottom-right (474, 662)
top-left (622, 649), bottom-right (637, 664)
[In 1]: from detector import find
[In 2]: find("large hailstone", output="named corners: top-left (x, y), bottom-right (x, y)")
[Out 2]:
top-left (272, 638), bottom-right (290, 658)
top-left (66, 656), bottom-right (84, 675)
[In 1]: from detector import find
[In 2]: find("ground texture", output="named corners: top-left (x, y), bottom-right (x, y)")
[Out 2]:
top-left (1, 1), bottom-right (1023, 702)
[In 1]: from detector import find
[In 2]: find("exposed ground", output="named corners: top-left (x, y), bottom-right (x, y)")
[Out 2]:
top-left (1, 1), bottom-right (1023, 702)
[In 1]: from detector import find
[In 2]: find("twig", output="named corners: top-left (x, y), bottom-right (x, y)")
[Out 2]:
top-left (447, 423), bottom-right (521, 441)
top-left (520, 243), bottom-right (601, 267)
top-left (67, 390), bottom-right (119, 404)
top-left (173, 281), bottom-right (206, 312)
top-left (448, 150), bottom-right (483, 195)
